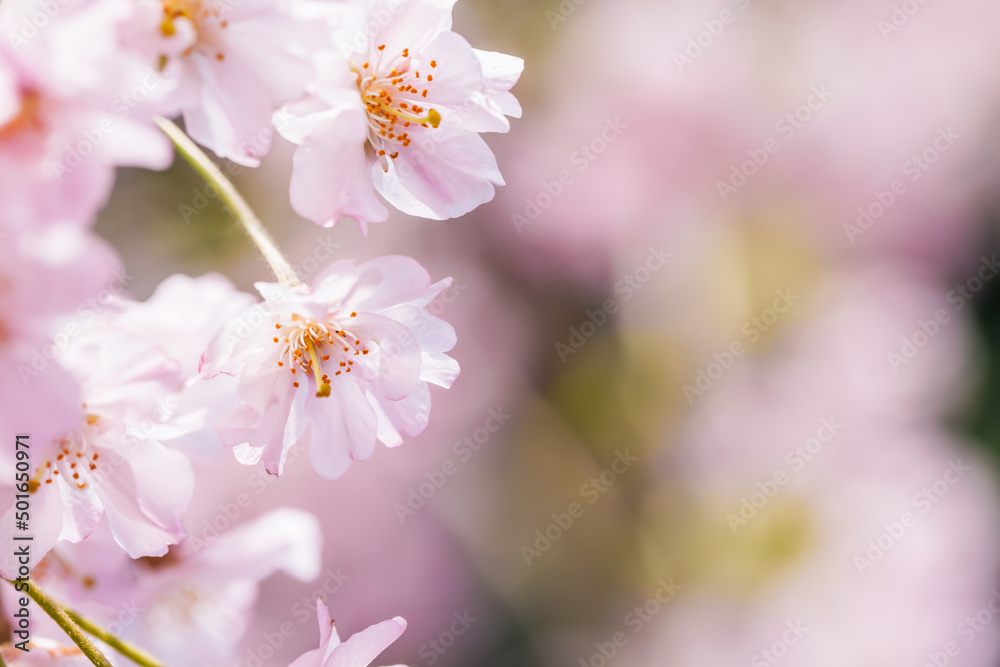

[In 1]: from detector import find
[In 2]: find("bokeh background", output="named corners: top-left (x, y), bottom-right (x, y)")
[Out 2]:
top-left (94, 0), bottom-right (1000, 665)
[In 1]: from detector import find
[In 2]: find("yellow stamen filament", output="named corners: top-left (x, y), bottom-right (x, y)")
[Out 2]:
top-left (307, 340), bottom-right (331, 398)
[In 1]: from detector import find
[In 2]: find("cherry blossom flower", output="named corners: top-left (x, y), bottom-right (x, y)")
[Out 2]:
top-left (133, 508), bottom-right (320, 665)
top-left (114, 273), bottom-right (257, 379)
top-left (0, 319), bottom-right (195, 577)
top-left (113, 273), bottom-right (258, 458)
top-left (288, 599), bottom-right (407, 667)
top-left (145, 0), bottom-right (322, 166)
top-left (14, 509), bottom-right (321, 666)
top-left (0, 0), bottom-right (172, 231)
top-left (202, 255), bottom-right (460, 480)
top-left (277, 0), bottom-right (523, 232)
top-left (0, 224), bottom-right (123, 454)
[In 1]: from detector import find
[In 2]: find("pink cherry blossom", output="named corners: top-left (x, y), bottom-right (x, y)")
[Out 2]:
top-left (144, 0), bottom-right (322, 166)
top-left (0, 224), bottom-right (123, 455)
top-left (114, 273), bottom-right (257, 379)
top-left (0, 0), bottom-right (172, 231)
top-left (113, 273), bottom-right (258, 459)
top-left (288, 599), bottom-right (407, 667)
top-left (277, 0), bottom-right (523, 232)
top-left (202, 255), bottom-right (459, 480)
top-left (14, 508), bottom-right (321, 666)
top-left (0, 318), bottom-right (195, 577)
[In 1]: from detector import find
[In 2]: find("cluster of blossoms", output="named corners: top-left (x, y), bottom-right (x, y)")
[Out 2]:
top-left (0, 0), bottom-right (521, 663)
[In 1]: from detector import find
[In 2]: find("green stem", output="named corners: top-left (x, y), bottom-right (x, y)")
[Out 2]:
top-left (67, 610), bottom-right (168, 667)
top-left (15, 580), bottom-right (113, 667)
top-left (154, 116), bottom-right (303, 288)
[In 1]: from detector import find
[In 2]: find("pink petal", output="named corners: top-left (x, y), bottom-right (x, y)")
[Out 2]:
top-left (305, 378), bottom-right (378, 480)
top-left (196, 508), bottom-right (321, 582)
top-left (369, 382), bottom-right (432, 448)
top-left (325, 617), bottom-right (407, 667)
top-left (0, 481), bottom-right (63, 578)
top-left (289, 109), bottom-right (388, 230)
top-left (415, 30), bottom-right (483, 107)
top-left (216, 365), bottom-right (298, 475)
top-left (374, 129), bottom-right (502, 220)
top-left (341, 256), bottom-right (439, 312)
top-left (92, 440), bottom-right (190, 558)
top-left (369, 0), bottom-right (455, 54)
top-left (348, 313), bottom-right (422, 400)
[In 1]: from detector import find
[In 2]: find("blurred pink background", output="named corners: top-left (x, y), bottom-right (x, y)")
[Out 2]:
top-left (83, 0), bottom-right (1000, 665)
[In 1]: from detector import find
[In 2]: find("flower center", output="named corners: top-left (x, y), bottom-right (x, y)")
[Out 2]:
top-left (31, 407), bottom-right (103, 492)
top-left (0, 91), bottom-right (44, 142)
top-left (160, 0), bottom-right (199, 36)
top-left (159, 0), bottom-right (229, 62)
top-left (352, 45), bottom-right (441, 167)
top-left (273, 313), bottom-right (370, 397)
